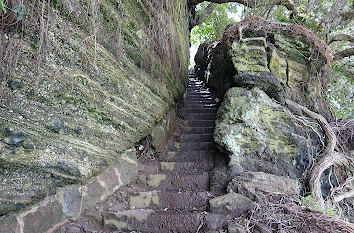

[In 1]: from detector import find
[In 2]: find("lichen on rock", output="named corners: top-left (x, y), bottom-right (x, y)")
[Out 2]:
top-left (0, 0), bottom-right (189, 217)
top-left (214, 87), bottom-right (324, 179)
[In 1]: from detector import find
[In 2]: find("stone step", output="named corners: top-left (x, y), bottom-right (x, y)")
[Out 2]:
top-left (160, 151), bottom-right (215, 162)
top-left (178, 133), bottom-right (214, 142)
top-left (185, 103), bottom-right (217, 108)
top-left (184, 113), bottom-right (216, 120)
top-left (184, 120), bottom-right (215, 127)
top-left (184, 108), bottom-right (217, 113)
top-left (159, 161), bottom-right (214, 174)
top-left (129, 191), bottom-right (211, 210)
top-left (170, 142), bottom-right (215, 151)
top-left (187, 85), bottom-right (205, 88)
top-left (187, 95), bottom-right (214, 99)
top-left (104, 210), bottom-right (202, 232)
top-left (183, 126), bottom-right (214, 134)
top-left (186, 98), bottom-right (216, 103)
top-left (147, 173), bottom-right (209, 191)
top-left (187, 94), bottom-right (213, 98)
top-left (187, 91), bottom-right (212, 95)
top-left (185, 102), bottom-right (216, 107)
top-left (187, 88), bottom-right (208, 92)
top-left (139, 160), bottom-right (214, 175)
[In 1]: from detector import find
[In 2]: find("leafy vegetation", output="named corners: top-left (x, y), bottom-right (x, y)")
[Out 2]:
top-left (191, 0), bottom-right (353, 119)
top-left (300, 195), bottom-right (339, 217)
top-left (191, 3), bottom-right (238, 44)
top-left (0, 0), bottom-right (6, 13)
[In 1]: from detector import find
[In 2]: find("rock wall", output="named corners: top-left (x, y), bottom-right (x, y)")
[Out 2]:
top-left (0, 0), bottom-right (189, 223)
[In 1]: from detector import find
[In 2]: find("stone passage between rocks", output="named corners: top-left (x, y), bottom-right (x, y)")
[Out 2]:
top-left (103, 74), bottom-right (219, 232)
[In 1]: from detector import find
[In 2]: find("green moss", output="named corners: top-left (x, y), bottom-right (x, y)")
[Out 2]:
top-left (87, 107), bottom-right (125, 131)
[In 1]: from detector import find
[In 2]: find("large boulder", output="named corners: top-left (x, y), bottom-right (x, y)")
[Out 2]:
top-left (214, 87), bottom-right (324, 179)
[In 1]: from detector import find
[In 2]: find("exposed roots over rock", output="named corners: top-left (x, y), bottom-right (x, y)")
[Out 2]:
top-left (223, 16), bottom-right (333, 66)
top-left (288, 99), bottom-right (353, 209)
top-left (235, 193), bottom-right (354, 233)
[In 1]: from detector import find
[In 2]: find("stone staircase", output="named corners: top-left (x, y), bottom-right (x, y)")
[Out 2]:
top-left (102, 75), bottom-right (220, 232)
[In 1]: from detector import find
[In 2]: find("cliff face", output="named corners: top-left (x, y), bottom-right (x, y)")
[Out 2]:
top-left (0, 0), bottom-right (189, 217)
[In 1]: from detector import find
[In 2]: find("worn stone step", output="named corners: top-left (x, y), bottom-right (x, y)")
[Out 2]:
top-left (183, 126), bottom-right (214, 134)
top-left (147, 173), bottom-right (209, 191)
top-left (129, 191), bottom-right (211, 210)
top-left (187, 96), bottom-right (214, 100)
top-left (185, 103), bottom-right (217, 109)
top-left (178, 133), bottom-right (214, 142)
top-left (187, 89), bottom-right (209, 92)
top-left (185, 108), bottom-right (217, 114)
top-left (186, 98), bottom-right (215, 103)
top-left (139, 161), bottom-right (214, 175)
top-left (159, 161), bottom-right (214, 174)
top-left (104, 210), bottom-right (202, 232)
top-left (160, 151), bottom-right (215, 162)
top-left (170, 142), bottom-right (215, 151)
top-left (186, 94), bottom-right (213, 98)
top-left (184, 120), bottom-right (215, 127)
top-left (185, 102), bottom-right (216, 108)
top-left (187, 85), bottom-right (204, 88)
top-left (186, 99), bottom-right (216, 103)
top-left (184, 113), bottom-right (216, 120)
top-left (187, 91), bottom-right (212, 96)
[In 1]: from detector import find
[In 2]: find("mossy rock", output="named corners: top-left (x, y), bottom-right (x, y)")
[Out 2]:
top-left (214, 87), bottom-right (324, 179)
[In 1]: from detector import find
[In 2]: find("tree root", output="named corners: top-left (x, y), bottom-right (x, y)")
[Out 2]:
top-left (287, 99), bottom-right (353, 208)
top-left (238, 26), bottom-right (267, 47)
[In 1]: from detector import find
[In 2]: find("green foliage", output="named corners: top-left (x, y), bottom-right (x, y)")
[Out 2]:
top-left (191, 3), bottom-right (238, 45)
top-left (327, 61), bottom-right (354, 119)
top-left (300, 195), bottom-right (339, 217)
top-left (0, 0), bottom-right (6, 13)
top-left (14, 4), bottom-right (26, 20)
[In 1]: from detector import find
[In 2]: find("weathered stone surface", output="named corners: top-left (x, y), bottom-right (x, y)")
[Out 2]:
top-left (81, 150), bottom-right (138, 210)
top-left (23, 198), bottom-right (65, 233)
top-left (0, 215), bottom-right (20, 233)
top-left (0, 149), bottom-right (138, 232)
top-left (194, 40), bottom-right (215, 80)
top-left (197, 17), bottom-right (332, 120)
top-left (214, 87), bottom-right (323, 178)
top-left (228, 224), bottom-right (247, 233)
top-left (0, 0), bottom-right (189, 217)
top-left (151, 109), bottom-right (176, 151)
top-left (227, 172), bottom-right (299, 203)
top-left (209, 192), bottom-right (255, 217)
top-left (231, 43), bottom-right (269, 75)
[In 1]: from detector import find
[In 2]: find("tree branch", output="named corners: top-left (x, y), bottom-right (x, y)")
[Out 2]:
top-left (329, 34), bottom-right (354, 44)
top-left (333, 48), bottom-right (354, 61)
top-left (189, 0), bottom-right (298, 15)
top-left (194, 3), bottom-right (217, 26)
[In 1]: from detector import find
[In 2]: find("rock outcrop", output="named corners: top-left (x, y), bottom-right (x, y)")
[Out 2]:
top-left (195, 16), bottom-right (354, 231)
top-left (214, 87), bottom-right (323, 179)
top-left (0, 0), bottom-right (189, 226)
top-left (195, 17), bottom-right (332, 120)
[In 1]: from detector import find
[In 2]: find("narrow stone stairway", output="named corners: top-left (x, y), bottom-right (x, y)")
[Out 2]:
top-left (102, 75), bottom-right (219, 232)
